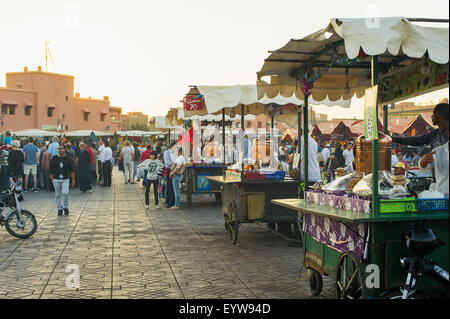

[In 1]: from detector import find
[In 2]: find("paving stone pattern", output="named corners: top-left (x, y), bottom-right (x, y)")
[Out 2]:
top-left (0, 168), bottom-right (335, 299)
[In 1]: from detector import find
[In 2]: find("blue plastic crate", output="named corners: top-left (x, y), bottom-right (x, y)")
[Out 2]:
top-left (416, 198), bottom-right (449, 212)
top-left (265, 171), bottom-right (286, 181)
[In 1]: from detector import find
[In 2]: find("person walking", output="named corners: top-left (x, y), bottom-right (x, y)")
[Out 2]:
top-left (342, 143), bottom-right (354, 167)
top-left (133, 142), bottom-right (141, 182)
top-left (169, 147), bottom-right (185, 210)
top-left (88, 143), bottom-right (97, 186)
top-left (50, 144), bottom-right (75, 215)
top-left (121, 141), bottom-right (135, 184)
top-left (101, 141), bottom-right (113, 187)
top-left (23, 137), bottom-right (40, 192)
top-left (163, 142), bottom-right (176, 208)
top-left (47, 136), bottom-right (59, 159)
top-left (140, 144), bottom-right (151, 162)
top-left (322, 144), bottom-right (331, 164)
top-left (97, 140), bottom-right (105, 184)
top-left (40, 145), bottom-right (51, 191)
top-left (139, 151), bottom-right (164, 209)
top-left (77, 142), bottom-right (92, 193)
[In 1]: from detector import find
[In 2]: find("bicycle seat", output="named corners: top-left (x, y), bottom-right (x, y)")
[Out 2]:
top-left (401, 225), bottom-right (438, 256)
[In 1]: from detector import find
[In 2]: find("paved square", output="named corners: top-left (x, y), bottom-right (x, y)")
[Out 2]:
top-left (0, 169), bottom-right (335, 299)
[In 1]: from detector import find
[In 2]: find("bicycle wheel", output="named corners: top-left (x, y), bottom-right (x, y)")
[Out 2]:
top-left (5, 210), bottom-right (37, 239)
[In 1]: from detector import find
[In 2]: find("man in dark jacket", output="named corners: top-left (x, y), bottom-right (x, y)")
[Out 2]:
top-left (50, 145), bottom-right (75, 216)
top-left (392, 103), bottom-right (449, 149)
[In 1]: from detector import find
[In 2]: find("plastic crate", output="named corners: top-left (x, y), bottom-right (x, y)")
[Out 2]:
top-left (265, 171), bottom-right (286, 181)
top-left (244, 171), bottom-right (266, 181)
top-left (416, 198), bottom-right (449, 212)
top-left (379, 197), bottom-right (418, 214)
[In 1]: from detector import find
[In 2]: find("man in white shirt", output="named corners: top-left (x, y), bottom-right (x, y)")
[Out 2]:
top-left (101, 141), bottom-right (113, 187)
top-left (121, 140), bottom-right (135, 184)
top-left (419, 126), bottom-right (449, 197)
top-left (298, 131), bottom-right (321, 183)
top-left (342, 143), bottom-right (354, 166)
top-left (97, 140), bottom-right (105, 184)
top-left (322, 144), bottom-right (331, 164)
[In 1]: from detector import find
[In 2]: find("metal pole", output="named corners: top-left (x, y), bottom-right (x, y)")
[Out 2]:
top-left (298, 107), bottom-right (302, 198)
top-left (372, 56), bottom-right (379, 214)
top-left (303, 96), bottom-right (309, 198)
top-left (222, 109), bottom-right (225, 177)
top-left (168, 128), bottom-right (171, 144)
top-left (241, 104), bottom-right (245, 181)
top-left (383, 104), bottom-right (389, 134)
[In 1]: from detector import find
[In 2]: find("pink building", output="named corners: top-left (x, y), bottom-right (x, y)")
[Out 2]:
top-left (0, 66), bottom-right (123, 133)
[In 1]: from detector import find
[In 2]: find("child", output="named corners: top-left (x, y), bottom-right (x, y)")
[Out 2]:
top-left (138, 151), bottom-right (164, 209)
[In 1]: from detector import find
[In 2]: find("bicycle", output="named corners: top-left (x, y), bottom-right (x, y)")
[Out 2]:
top-left (0, 178), bottom-right (37, 239)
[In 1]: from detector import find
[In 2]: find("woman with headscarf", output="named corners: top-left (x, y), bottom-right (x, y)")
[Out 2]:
top-left (78, 142), bottom-right (92, 193)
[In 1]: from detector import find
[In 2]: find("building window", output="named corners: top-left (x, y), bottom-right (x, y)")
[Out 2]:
top-left (100, 113), bottom-right (106, 122)
top-left (111, 115), bottom-right (116, 121)
top-left (1, 104), bottom-right (7, 114)
top-left (247, 121), bottom-right (251, 128)
top-left (66, 125), bottom-right (68, 130)
top-left (257, 121), bottom-right (262, 129)
top-left (66, 96), bottom-right (68, 101)
top-left (25, 105), bottom-right (32, 116)
top-left (84, 112), bottom-right (89, 121)
top-left (9, 105), bottom-right (16, 115)
top-left (47, 107), bottom-right (54, 117)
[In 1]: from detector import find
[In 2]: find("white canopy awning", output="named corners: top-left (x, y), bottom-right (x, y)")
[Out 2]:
top-left (257, 17), bottom-right (449, 102)
top-left (188, 84), bottom-right (351, 117)
top-left (64, 130), bottom-right (113, 137)
top-left (116, 130), bottom-right (163, 137)
top-left (13, 129), bottom-right (60, 137)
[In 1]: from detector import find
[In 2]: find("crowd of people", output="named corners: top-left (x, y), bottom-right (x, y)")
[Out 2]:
top-left (0, 134), bottom-right (188, 214)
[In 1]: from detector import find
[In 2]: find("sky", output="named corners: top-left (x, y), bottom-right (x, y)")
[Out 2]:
top-left (0, 0), bottom-right (448, 119)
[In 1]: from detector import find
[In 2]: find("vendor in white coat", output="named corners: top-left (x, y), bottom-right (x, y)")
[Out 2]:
top-left (419, 126), bottom-right (449, 197)
top-left (298, 130), bottom-right (321, 183)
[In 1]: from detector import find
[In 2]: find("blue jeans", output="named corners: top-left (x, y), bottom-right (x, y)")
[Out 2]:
top-left (172, 174), bottom-right (183, 207)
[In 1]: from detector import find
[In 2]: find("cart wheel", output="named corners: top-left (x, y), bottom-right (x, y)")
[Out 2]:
top-left (307, 268), bottom-right (323, 296)
top-left (267, 222), bottom-right (276, 231)
top-left (214, 193), bottom-right (222, 201)
top-left (335, 251), bottom-right (368, 299)
top-left (228, 200), bottom-right (239, 244)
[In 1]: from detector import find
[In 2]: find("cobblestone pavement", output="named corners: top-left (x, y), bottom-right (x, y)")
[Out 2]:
top-left (0, 168), bottom-right (335, 299)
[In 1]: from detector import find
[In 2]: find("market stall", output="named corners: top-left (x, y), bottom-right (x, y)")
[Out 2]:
top-left (13, 128), bottom-right (60, 138)
top-left (191, 84), bottom-right (346, 243)
top-left (179, 96), bottom-right (257, 206)
top-left (258, 17), bottom-right (449, 298)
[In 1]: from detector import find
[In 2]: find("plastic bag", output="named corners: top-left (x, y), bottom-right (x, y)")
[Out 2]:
top-left (352, 171), bottom-right (394, 197)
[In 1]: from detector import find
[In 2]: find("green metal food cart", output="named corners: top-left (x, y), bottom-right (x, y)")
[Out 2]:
top-left (259, 17), bottom-right (449, 298)
top-left (208, 176), bottom-right (299, 244)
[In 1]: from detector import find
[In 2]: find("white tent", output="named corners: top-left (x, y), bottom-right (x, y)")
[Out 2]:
top-left (257, 17), bottom-right (449, 103)
top-left (13, 129), bottom-right (60, 137)
top-left (116, 130), bottom-right (163, 137)
top-left (64, 130), bottom-right (113, 137)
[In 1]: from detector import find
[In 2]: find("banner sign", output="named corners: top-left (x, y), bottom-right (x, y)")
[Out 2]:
top-left (364, 85), bottom-right (378, 141)
top-left (183, 96), bottom-right (205, 112)
top-left (378, 61), bottom-right (449, 105)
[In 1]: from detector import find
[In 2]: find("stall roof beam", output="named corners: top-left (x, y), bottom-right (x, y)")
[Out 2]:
top-left (404, 18), bottom-right (449, 23)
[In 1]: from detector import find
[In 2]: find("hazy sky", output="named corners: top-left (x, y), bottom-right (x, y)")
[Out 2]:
top-left (0, 0), bottom-right (448, 118)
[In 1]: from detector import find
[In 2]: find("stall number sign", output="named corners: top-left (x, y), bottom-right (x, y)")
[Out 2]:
top-left (364, 85), bottom-right (378, 141)
top-left (183, 96), bottom-right (205, 111)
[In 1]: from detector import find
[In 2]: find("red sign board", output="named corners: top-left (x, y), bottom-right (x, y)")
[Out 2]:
top-left (183, 96), bottom-right (205, 111)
